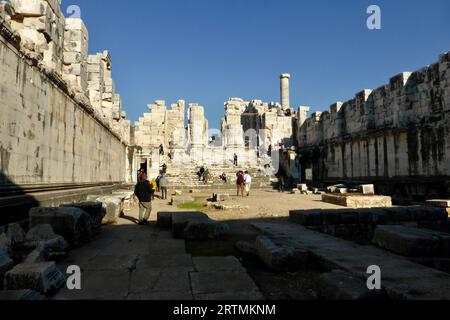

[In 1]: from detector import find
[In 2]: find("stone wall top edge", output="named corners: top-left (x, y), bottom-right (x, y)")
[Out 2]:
top-left (0, 18), bottom-right (127, 147)
top-left (304, 52), bottom-right (448, 123)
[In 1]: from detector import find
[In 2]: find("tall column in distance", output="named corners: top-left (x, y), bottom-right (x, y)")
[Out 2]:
top-left (280, 73), bottom-right (291, 110)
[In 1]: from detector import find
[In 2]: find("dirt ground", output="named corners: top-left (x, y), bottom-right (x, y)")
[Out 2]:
top-left (147, 189), bottom-right (341, 300)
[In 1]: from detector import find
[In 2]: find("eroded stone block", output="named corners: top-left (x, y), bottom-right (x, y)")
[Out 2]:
top-left (60, 202), bottom-right (104, 230)
top-left (255, 236), bottom-right (309, 272)
top-left (157, 212), bottom-right (173, 228)
top-left (373, 225), bottom-right (442, 257)
top-left (4, 262), bottom-right (65, 295)
top-left (290, 210), bottom-right (322, 226)
top-left (29, 207), bottom-right (94, 248)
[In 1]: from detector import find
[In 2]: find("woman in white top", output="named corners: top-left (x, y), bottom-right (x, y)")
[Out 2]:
top-left (244, 171), bottom-right (252, 197)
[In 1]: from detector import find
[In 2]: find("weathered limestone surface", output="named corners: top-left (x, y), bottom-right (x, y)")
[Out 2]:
top-left (322, 194), bottom-right (392, 208)
top-left (91, 196), bottom-right (123, 225)
top-left (60, 202), bottom-right (104, 230)
top-left (373, 225), bottom-right (450, 257)
top-left (4, 262), bottom-right (65, 294)
top-left (24, 224), bottom-right (70, 259)
top-left (29, 207), bottom-right (94, 247)
top-left (170, 195), bottom-right (195, 206)
top-left (0, 2), bottom-right (131, 188)
top-left (252, 221), bottom-right (450, 300)
top-left (254, 236), bottom-right (309, 272)
top-left (290, 207), bottom-right (448, 242)
top-left (295, 53), bottom-right (450, 197)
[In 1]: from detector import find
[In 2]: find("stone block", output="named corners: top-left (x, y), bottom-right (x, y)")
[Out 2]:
top-left (360, 184), bottom-right (375, 195)
top-left (290, 210), bottom-right (322, 226)
top-left (170, 195), bottom-right (195, 206)
top-left (409, 206), bottom-right (448, 222)
top-left (29, 207), bottom-right (94, 248)
top-left (383, 207), bottom-right (412, 222)
top-left (24, 224), bottom-right (69, 260)
top-left (339, 210), bottom-right (359, 224)
top-left (0, 254), bottom-right (15, 290)
top-left (298, 184), bottom-right (308, 192)
top-left (373, 225), bottom-right (442, 257)
top-left (157, 212), bottom-right (173, 228)
top-left (193, 257), bottom-right (246, 273)
top-left (60, 202), bottom-right (104, 231)
top-left (0, 233), bottom-right (9, 256)
top-left (0, 290), bottom-right (44, 300)
top-left (254, 236), bottom-right (309, 272)
top-left (95, 196), bottom-right (124, 224)
top-left (427, 200), bottom-right (450, 209)
top-left (212, 193), bottom-right (230, 202)
top-left (321, 211), bottom-right (340, 225)
top-left (322, 194), bottom-right (392, 208)
top-left (317, 270), bottom-right (384, 300)
top-left (183, 221), bottom-right (230, 240)
top-left (171, 212), bottom-right (209, 239)
top-left (10, 0), bottom-right (47, 17)
top-left (4, 262), bottom-right (65, 295)
top-left (6, 223), bottom-right (26, 249)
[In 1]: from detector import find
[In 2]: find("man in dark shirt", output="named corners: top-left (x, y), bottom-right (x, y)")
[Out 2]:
top-left (134, 174), bottom-right (153, 225)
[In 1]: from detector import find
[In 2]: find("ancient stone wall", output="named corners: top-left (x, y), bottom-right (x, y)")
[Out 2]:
top-left (295, 53), bottom-right (450, 197)
top-left (0, 2), bottom-right (129, 186)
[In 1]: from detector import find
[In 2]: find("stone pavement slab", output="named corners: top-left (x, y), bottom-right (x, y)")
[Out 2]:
top-left (252, 221), bottom-right (450, 300)
top-left (193, 256), bottom-right (246, 272)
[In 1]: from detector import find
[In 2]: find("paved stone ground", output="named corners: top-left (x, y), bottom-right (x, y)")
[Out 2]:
top-left (53, 195), bottom-right (263, 300)
top-left (252, 221), bottom-right (450, 300)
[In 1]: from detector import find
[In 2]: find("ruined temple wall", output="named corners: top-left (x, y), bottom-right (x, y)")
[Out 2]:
top-left (0, 22), bottom-right (127, 185)
top-left (298, 52), bottom-right (450, 184)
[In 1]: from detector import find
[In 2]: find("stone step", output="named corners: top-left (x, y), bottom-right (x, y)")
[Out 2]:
top-left (251, 221), bottom-right (450, 300)
top-left (373, 225), bottom-right (450, 258)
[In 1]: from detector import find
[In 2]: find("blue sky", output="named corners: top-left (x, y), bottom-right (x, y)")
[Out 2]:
top-left (64, 0), bottom-right (450, 127)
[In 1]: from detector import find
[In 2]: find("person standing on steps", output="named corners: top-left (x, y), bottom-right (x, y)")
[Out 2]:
top-left (159, 174), bottom-right (169, 200)
top-left (233, 153), bottom-right (238, 166)
top-left (244, 171), bottom-right (252, 197)
top-left (236, 170), bottom-right (245, 197)
top-left (134, 174), bottom-right (153, 225)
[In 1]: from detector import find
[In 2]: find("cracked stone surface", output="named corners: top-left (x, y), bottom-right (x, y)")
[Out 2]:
top-left (53, 203), bottom-right (262, 300)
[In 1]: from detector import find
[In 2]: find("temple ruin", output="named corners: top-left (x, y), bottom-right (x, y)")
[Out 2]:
top-left (0, 0), bottom-right (450, 302)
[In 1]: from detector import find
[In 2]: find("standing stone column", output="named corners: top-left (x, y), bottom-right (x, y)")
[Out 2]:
top-left (280, 74), bottom-right (291, 110)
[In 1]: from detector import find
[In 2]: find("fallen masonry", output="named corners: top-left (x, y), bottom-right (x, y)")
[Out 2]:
top-left (89, 196), bottom-right (124, 225)
top-left (290, 206), bottom-right (449, 242)
top-left (251, 221), bottom-right (450, 300)
top-left (171, 196), bottom-right (195, 206)
top-left (322, 193), bottom-right (392, 208)
top-left (29, 207), bottom-right (94, 248)
top-left (60, 202), bottom-right (105, 231)
top-left (4, 262), bottom-right (65, 295)
top-left (254, 236), bottom-right (310, 272)
top-left (157, 212), bottom-right (230, 240)
top-left (373, 225), bottom-right (450, 258)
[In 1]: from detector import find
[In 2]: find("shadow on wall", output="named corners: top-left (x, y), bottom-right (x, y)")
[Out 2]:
top-left (0, 170), bottom-right (39, 227)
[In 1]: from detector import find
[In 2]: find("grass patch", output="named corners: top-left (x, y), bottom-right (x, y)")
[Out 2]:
top-left (177, 202), bottom-right (206, 210)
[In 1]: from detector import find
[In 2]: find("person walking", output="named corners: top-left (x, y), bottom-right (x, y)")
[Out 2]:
top-left (278, 175), bottom-right (286, 193)
top-left (236, 170), bottom-right (245, 197)
top-left (150, 178), bottom-right (157, 200)
top-left (159, 174), bottom-right (169, 200)
top-left (244, 171), bottom-right (252, 197)
top-left (155, 175), bottom-right (161, 192)
top-left (134, 174), bottom-right (153, 225)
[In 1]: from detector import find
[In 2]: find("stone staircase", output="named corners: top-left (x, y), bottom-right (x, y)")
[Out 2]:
top-left (165, 163), bottom-right (276, 191)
